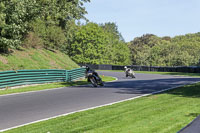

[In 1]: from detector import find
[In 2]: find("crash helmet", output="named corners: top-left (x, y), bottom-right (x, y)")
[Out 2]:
top-left (85, 65), bottom-right (91, 71)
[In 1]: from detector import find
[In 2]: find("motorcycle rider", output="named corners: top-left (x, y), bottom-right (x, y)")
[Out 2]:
top-left (124, 66), bottom-right (135, 78)
top-left (85, 66), bottom-right (101, 82)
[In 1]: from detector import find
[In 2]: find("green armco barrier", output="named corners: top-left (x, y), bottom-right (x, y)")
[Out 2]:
top-left (0, 67), bottom-right (86, 89)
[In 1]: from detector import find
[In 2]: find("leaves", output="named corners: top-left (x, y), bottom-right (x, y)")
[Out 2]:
top-left (0, 0), bottom-right (90, 52)
top-left (129, 33), bottom-right (200, 66)
top-left (68, 22), bottom-right (131, 65)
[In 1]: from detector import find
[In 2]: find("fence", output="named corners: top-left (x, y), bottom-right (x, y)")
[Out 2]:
top-left (0, 67), bottom-right (86, 89)
top-left (79, 64), bottom-right (200, 73)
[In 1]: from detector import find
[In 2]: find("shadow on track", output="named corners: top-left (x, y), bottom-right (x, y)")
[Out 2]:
top-left (77, 77), bottom-right (200, 98)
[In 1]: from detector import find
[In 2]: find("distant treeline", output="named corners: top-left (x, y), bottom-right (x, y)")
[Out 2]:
top-left (128, 33), bottom-right (200, 66)
top-left (0, 0), bottom-right (131, 65)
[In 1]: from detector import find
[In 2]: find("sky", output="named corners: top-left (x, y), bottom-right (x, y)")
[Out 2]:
top-left (84, 0), bottom-right (200, 42)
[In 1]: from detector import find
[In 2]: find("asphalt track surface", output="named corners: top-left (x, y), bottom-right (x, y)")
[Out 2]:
top-left (0, 71), bottom-right (200, 131)
top-left (178, 115), bottom-right (200, 133)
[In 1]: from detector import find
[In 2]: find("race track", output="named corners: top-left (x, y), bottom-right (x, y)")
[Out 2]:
top-left (0, 71), bottom-right (200, 131)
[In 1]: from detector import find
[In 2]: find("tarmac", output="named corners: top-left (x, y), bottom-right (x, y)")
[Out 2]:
top-left (178, 115), bottom-right (200, 133)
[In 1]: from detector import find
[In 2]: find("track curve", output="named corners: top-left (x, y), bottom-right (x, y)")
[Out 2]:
top-left (0, 71), bottom-right (200, 131)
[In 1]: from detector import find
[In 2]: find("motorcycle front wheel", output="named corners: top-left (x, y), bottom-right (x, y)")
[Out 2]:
top-left (90, 77), bottom-right (98, 87)
top-left (131, 74), bottom-right (136, 78)
top-left (99, 80), bottom-right (104, 86)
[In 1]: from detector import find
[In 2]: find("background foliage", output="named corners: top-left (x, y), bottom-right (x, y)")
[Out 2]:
top-left (1, 0), bottom-right (200, 67)
top-left (68, 22), bottom-right (131, 65)
top-left (0, 0), bottom-right (90, 51)
top-left (0, 0), bottom-right (130, 65)
top-left (128, 33), bottom-right (200, 66)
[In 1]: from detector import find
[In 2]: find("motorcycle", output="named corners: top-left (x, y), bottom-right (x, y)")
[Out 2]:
top-left (85, 66), bottom-right (104, 87)
top-left (124, 66), bottom-right (136, 78)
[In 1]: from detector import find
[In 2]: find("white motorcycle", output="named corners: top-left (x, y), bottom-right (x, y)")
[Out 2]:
top-left (124, 66), bottom-right (136, 78)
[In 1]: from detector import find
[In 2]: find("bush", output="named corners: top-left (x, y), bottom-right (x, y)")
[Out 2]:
top-left (23, 32), bottom-right (43, 48)
top-left (30, 19), bottom-right (66, 50)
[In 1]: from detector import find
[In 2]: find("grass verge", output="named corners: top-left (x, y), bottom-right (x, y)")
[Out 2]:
top-left (3, 81), bottom-right (200, 133)
top-left (0, 48), bottom-right (79, 71)
top-left (0, 75), bottom-right (116, 96)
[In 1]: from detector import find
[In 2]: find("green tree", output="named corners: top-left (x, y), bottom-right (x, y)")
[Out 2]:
top-left (0, 0), bottom-right (90, 52)
top-left (100, 22), bottom-right (125, 42)
top-left (0, 0), bottom-right (40, 52)
top-left (30, 19), bottom-right (66, 49)
top-left (69, 23), bottom-right (108, 64)
top-left (69, 22), bottom-right (131, 65)
top-left (129, 33), bottom-right (200, 66)
top-left (128, 34), bottom-right (165, 65)
top-left (100, 22), bottom-right (131, 65)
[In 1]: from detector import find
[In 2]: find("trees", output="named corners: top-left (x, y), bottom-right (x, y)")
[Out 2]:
top-left (0, 0), bottom-right (90, 52)
top-left (68, 22), bottom-right (131, 65)
top-left (128, 34), bottom-right (164, 65)
top-left (0, 0), bottom-right (39, 52)
top-left (100, 22), bottom-right (131, 65)
top-left (128, 33), bottom-right (200, 66)
top-left (100, 22), bottom-right (125, 42)
top-left (0, 0), bottom-right (131, 65)
top-left (69, 23), bottom-right (108, 64)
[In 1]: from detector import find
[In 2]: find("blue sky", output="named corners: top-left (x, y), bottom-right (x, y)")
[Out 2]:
top-left (84, 0), bottom-right (200, 42)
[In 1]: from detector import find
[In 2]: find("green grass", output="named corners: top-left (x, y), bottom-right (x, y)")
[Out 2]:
top-left (3, 81), bottom-right (200, 133)
top-left (0, 76), bottom-right (116, 96)
top-left (0, 48), bottom-right (79, 71)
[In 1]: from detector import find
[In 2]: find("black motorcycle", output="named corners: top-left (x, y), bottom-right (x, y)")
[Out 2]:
top-left (85, 67), bottom-right (104, 87)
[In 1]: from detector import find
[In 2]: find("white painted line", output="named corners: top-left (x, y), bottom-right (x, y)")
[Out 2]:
top-left (0, 80), bottom-right (199, 132)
